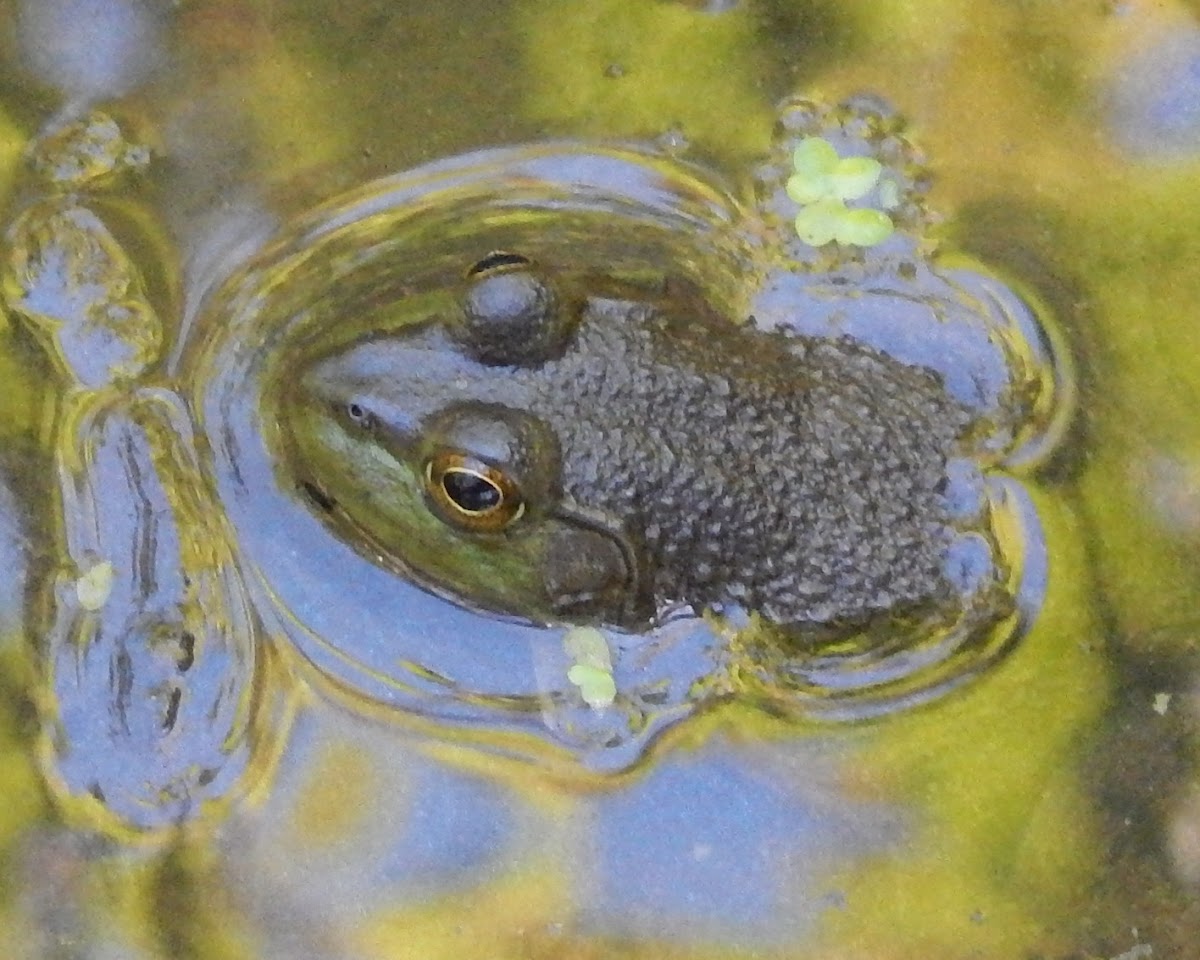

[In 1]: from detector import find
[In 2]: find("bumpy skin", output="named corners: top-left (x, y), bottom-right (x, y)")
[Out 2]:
top-left (527, 299), bottom-right (968, 626)
top-left (303, 279), bottom-right (970, 630)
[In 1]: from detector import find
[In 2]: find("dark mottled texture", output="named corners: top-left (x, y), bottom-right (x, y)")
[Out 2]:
top-left (511, 298), bottom-right (968, 625)
top-left (300, 286), bottom-right (971, 629)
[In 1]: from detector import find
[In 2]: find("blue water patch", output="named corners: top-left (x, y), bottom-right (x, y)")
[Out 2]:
top-left (0, 470), bottom-right (29, 642)
top-left (1106, 29), bottom-right (1200, 159)
top-left (376, 761), bottom-right (510, 891)
top-left (579, 739), bottom-right (906, 946)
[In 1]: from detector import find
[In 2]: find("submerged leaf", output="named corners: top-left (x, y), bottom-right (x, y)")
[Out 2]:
top-left (563, 626), bottom-right (612, 670)
top-left (877, 176), bottom-right (903, 210)
top-left (563, 625), bottom-right (617, 708)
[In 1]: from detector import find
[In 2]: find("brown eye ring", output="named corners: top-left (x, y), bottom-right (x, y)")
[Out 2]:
top-left (424, 452), bottom-right (526, 533)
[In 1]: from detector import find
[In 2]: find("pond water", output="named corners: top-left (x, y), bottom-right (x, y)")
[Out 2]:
top-left (1, 1), bottom-right (1199, 957)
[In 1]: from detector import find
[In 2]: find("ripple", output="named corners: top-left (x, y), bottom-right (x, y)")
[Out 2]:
top-left (41, 388), bottom-right (269, 832)
top-left (184, 144), bottom-right (743, 770)
top-left (180, 140), bottom-right (1069, 765)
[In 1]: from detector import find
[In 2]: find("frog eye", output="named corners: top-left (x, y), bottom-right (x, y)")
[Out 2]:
top-left (424, 452), bottom-right (526, 533)
top-left (453, 253), bottom-right (577, 367)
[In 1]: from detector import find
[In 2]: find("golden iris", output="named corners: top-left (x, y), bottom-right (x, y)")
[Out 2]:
top-left (423, 452), bottom-right (525, 532)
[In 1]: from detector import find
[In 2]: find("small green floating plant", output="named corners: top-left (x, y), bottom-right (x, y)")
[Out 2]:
top-left (75, 559), bottom-right (114, 611)
top-left (786, 137), bottom-right (895, 248)
top-left (563, 625), bottom-right (617, 709)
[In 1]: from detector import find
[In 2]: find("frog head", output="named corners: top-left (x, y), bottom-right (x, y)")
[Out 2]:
top-left (286, 252), bottom-right (654, 627)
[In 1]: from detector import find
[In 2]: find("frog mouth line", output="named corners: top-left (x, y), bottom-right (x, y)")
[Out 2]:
top-left (299, 479), bottom-right (338, 513)
top-left (298, 475), bottom-right (652, 628)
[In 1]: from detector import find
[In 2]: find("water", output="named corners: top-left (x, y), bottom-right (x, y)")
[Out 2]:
top-left (0, 0), bottom-right (1198, 957)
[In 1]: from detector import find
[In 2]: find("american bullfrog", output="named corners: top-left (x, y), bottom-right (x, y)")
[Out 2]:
top-left (281, 98), bottom-right (1067, 660)
top-left (1, 95), bottom-right (1069, 829)
top-left (290, 253), bottom-right (971, 635)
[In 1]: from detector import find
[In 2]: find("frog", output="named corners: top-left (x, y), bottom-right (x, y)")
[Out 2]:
top-left (289, 252), bottom-right (973, 636)
top-left (0, 94), bottom-right (1070, 832)
top-left (280, 97), bottom-right (1068, 664)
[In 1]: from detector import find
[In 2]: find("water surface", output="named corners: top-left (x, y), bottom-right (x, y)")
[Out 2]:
top-left (1, 1), bottom-right (1199, 957)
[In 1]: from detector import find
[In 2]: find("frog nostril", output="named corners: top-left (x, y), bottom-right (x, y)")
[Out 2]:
top-left (342, 400), bottom-right (379, 433)
top-left (467, 251), bottom-right (532, 277)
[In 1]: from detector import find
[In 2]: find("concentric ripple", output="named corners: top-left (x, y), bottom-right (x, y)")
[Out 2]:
top-left (181, 137), bottom-right (1070, 764)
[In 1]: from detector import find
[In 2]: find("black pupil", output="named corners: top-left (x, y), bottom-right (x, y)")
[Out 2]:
top-left (442, 469), bottom-right (502, 513)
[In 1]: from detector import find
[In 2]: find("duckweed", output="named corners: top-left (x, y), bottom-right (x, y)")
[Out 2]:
top-left (75, 559), bottom-right (114, 611)
top-left (563, 626), bottom-right (617, 709)
top-left (787, 136), bottom-right (894, 247)
top-left (794, 197), bottom-right (895, 247)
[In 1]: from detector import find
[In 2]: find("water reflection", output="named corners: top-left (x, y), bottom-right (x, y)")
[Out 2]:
top-left (15, 0), bottom-right (165, 107)
top-left (0, 0), bottom-right (1195, 957)
top-left (1102, 15), bottom-right (1200, 159)
top-left (575, 742), bottom-right (905, 945)
top-left (0, 454), bottom-right (31, 639)
top-left (221, 717), bottom-right (526, 945)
